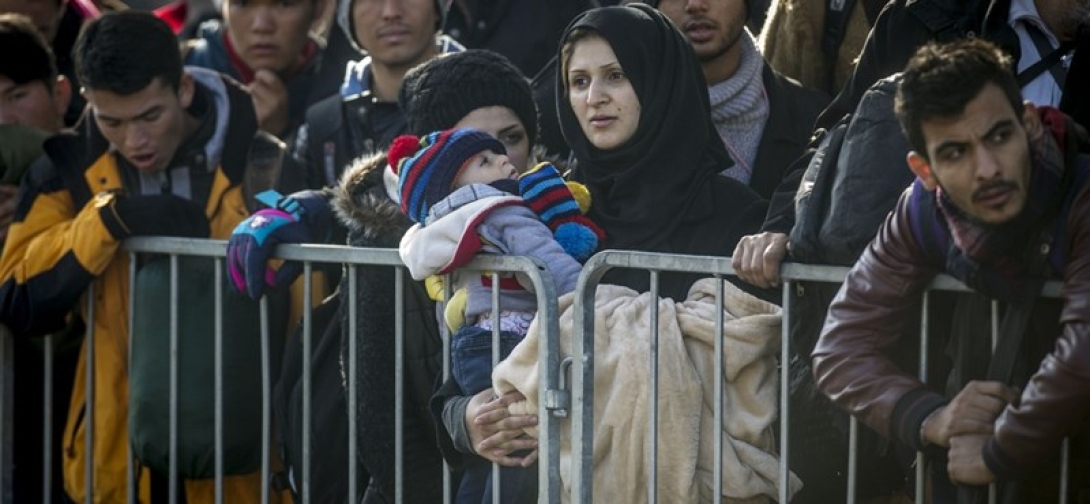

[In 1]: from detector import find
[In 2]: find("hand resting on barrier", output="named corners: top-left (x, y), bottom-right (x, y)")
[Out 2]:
top-left (226, 189), bottom-right (332, 299)
top-left (466, 389), bottom-right (539, 467)
top-left (732, 232), bottom-right (789, 289)
top-left (920, 380), bottom-right (1019, 448)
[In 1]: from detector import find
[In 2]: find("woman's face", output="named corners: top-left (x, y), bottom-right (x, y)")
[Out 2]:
top-left (454, 106), bottom-right (532, 172)
top-left (565, 36), bottom-right (641, 151)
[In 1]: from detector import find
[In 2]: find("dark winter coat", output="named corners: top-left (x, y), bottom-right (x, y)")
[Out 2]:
top-left (331, 153), bottom-right (449, 503)
top-left (748, 65), bottom-right (830, 199)
top-left (443, 0), bottom-right (591, 77)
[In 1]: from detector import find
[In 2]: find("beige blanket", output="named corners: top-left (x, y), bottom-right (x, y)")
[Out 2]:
top-left (493, 278), bottom-right (802, 503)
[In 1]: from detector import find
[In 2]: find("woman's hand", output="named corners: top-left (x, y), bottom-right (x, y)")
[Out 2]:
top-left (465, 389), bottom-right (539, 467)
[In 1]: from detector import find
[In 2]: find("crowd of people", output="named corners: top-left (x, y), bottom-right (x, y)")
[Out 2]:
top-left (1, 0), bottom-right (1088, 502)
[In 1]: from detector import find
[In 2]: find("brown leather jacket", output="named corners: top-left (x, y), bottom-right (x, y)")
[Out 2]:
top-left (812, 167), bottom-right (1090, 478)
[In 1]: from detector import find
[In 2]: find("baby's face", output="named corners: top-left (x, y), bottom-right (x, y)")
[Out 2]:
top-left (454, 150), bottom-right (518, 188)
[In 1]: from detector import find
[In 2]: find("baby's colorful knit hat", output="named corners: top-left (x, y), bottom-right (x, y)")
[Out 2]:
top-left (518, 162), bottom-right (605, 262)
top-left (389, 128), bottom-right (506, 223)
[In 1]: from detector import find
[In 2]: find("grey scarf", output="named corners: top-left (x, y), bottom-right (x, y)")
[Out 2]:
top-left (708, 32), bottom-right (769, 185)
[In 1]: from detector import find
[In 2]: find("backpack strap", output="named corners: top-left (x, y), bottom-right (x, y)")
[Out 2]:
top-left (906, 181), bottom-right (951, 268)
top-left (304, 94), bottom-right (346, 187)
top-left (1015, 25), bottom-right (1075, 88)
top-left (955, 236), bottom-right (1049, 504)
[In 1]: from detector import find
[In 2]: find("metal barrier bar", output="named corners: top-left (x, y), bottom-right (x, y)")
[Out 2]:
top-left (779, 281), bottom-right (791, 504)
top-left (648, 270), bottom-right (659, 504)
top-left (84, 288), bottom-right (95, 504)
top-left (990, 300), bottom-right (999, 504)
top-left (442, 276), bottom-right (454, 504)
top-left (1, 325), bottom-right (11, 504)
top-left (916, 291), bottom-right (929, 504)
top-left (394, 266), bottom-right (405, 504)
top-left (490, 272), bottom-right (501, 504)
top-left (44, 332), bottom-right (55, 504)
top-left (302, 262), bottom-right (313, 504)
top-left (260, 297), bottom-right (271, 504)
top-left (537, 261), bottom-right (563, 504)
top-left (170, 255), bottom-right (179, 504)
top-left (713, 276), bottom-right (724, 501)
top-left (348, 265), bottom-right (359, 504)
top-left (572, 252), bottom-right (601, 504)
top-left (847, 416), bottom-right (858, 504)
top-left (1060, 438), bottom-right (1070, 504)
top-left (214, 257), bottom-right (225, 504)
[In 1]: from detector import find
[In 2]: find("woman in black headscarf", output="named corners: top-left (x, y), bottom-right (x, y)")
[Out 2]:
top-left (558, 3), bottom-right (770, 300)
top-left (424, 11), bottom-right (774, 502)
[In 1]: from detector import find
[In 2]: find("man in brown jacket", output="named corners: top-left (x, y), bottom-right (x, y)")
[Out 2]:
top-left (813, 38), bottom-right (1090, 498)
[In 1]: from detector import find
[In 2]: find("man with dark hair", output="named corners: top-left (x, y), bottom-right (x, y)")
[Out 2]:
top-left (0, 13), bottom-right (76, 504)
top-left (653, 0), bottom-right (828, 199)
top-left (0, 12), bottom-right (71, 240)
top-left (183, 0), bottom-right (334, 137)
top-left (283, 0), bottom-right (462, 192)
top-left (0, 10), bottom-right (274, 503)
top-left (733, 0), bottom-right (1090, 290)
top-left (0, 0), bottom-right (100, 126)
top-left (0, 13), bottom-right (70, 133)
top-left (813, 38), bottom-right (1090, 499)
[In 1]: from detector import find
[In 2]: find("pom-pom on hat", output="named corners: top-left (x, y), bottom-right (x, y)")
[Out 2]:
top-left (390, 128), bottom-right (506, 223)
top-left (518, 162), bottom-right (605, 262)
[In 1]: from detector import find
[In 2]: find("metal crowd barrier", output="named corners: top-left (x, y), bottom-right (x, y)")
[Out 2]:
top-left (0, 236), bottom-right (565, 504)
top-left (570, 250), bottom-right (1070, 504)
top-left (1, 244), bottom-right (1075, 504)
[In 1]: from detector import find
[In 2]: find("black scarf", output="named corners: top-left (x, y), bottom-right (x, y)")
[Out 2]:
top-left (557, 4), bottom-right (736, 253)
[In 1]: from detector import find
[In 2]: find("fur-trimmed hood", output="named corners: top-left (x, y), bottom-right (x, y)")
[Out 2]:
top-left (331, 145), bottom-right (577, 248)
top-left (331, 152), bottom-right (413, 248)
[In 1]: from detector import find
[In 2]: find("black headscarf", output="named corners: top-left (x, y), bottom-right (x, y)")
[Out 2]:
top-left (557, 4), bottom-right (737, 253)
top-left (556, 4), bottom-right (771, 300)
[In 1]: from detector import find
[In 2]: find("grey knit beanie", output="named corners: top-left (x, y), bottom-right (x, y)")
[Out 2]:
top-left (337, 0), bottom-right (451, 54)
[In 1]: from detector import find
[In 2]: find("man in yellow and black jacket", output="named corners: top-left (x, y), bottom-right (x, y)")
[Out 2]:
top-left (0, 11), bottom-right (278, 504)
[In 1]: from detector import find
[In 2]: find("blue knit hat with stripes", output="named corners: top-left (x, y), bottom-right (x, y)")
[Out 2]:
top-left (389, 128), bottom-right (505, 223)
